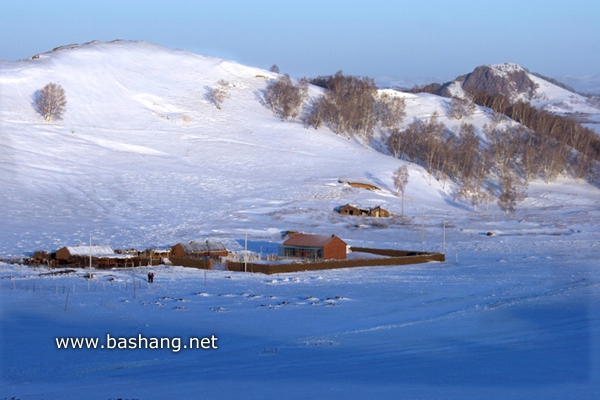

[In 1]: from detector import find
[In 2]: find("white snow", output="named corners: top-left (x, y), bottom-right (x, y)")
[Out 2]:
top-left (64, 245), bottom-right (115, 257)
top-left (484, 63), bottom-right (600, 114)
top-left (529, 74), bottom-right (600, 114)
top-left (1, 40), bottom-right (600, 399)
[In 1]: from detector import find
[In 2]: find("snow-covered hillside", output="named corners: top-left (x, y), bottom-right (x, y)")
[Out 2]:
top-left (0, 40), bottom-right (598, 259)
top-left (0, 41), bottom-right (493, 256)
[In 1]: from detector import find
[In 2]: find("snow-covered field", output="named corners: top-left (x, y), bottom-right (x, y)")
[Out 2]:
top-left (1, 41), bottom-right (600, 398)
top-left (2, 207), bottom-right (600, 398)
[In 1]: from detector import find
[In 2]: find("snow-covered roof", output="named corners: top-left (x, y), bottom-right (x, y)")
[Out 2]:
top-left (65, 245), bottom-right (115, 257)
top-left (283, 234), bottom-right (345, 248)
top-left (176, 241), bottom-right (227, 253)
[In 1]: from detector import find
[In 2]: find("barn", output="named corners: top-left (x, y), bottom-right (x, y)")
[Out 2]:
top-left (281, 234), bottom-right (347, 261)
top-left (171, 241), bottom-right (228, 260)
top-left (56, 245), bottom-right (116, 261)
top-left (55, 245), bottom-right (136, 268)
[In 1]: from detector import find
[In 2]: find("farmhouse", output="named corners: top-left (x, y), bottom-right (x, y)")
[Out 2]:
top-left (171, 241), bottom-right (228, 260)
top-left (280, 233), bottom-right (347, 260)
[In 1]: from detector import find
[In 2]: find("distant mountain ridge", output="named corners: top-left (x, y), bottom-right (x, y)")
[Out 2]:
top-left (560, 74), bottom-right (600, 96)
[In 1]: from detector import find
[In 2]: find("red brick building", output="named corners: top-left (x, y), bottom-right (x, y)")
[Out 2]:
top-left (281, 234), bottom-right (347, 260)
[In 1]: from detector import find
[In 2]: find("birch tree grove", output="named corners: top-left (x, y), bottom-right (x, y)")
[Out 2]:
top-left (265, 74), bottom-right (308, 121)
top-left (377, 92), bottom-right (406, 131)
top-left (447, 97), bottom-right (476, 120)
top-left (305, 72), bottom-right (378, 140)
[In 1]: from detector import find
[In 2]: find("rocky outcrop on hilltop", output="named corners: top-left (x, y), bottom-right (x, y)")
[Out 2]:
top-left (439, 63), bottom-right (538, 101)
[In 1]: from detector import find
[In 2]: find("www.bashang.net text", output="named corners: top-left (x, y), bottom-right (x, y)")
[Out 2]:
top-left (55, 334), bottom-right (218, 353)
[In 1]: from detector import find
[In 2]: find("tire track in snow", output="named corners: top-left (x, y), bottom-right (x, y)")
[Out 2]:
top-left (298, 278), bottom-right (596, 341)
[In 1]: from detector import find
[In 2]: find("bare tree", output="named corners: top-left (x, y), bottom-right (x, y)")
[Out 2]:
top-left (450, 123), bottom-right (485, 183)
top-left (447, 97), bottom-right (476, 120)
top-left (269, 64), bottom-right (280, 74)
top-left (484, 124), bottom-right (521, 176)
top-left (306, 71), bottom-right (378, 140)
top-left (301, 96), bottom-right (327, 129)
top-left (265, 74), bottom-right (307, 121)
top-left (456, 177), bottom-right (485, 211)
top-left (34, 83), bottom-right (67, 121)
top-left (482, 184), bottom-right (495, 211)
top-left (497, 171), bottom-right (526, 214)
top-left (393, 165), bottom-right (409, 216)
top-left (207, 79), bottom-right (230, 110)
top-left (376, 92), bottom-right (406, 130)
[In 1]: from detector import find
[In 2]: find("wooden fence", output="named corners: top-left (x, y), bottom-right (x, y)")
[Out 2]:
top-left (226, 248), bottom-right (445, 275)
top-left (169, 258), bottom-right (213, 270)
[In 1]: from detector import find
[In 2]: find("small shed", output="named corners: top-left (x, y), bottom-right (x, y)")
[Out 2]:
top-left (369, 206), bottom-right (390, 218)
top-left (339, 204), bottom-right (368, 216)
top-left (138, 248), bottom-right (172, 265)
top-left (171, 241), bottom-right (228, 260)
top-left (339, 204), bottom-right (389, 218)
top-left (281, 234), bottom-right (347, 260)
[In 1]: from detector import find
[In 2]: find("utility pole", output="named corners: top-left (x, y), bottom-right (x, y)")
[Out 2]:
top-left (88, 234), bottom-right (93, 291)
top-left (132, 259), bottom-right (136, 299)
top-left (443, 220), bottom-right (446, 254)
top-left (244, 230), bottom-right (248, 273)
top-left (421, 208), bottom-right (424, 244)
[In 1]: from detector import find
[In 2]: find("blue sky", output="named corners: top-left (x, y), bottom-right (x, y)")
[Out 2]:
top-left (1, 0), bottom-right (598, 82)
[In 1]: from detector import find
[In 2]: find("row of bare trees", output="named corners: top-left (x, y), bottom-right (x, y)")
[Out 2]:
top-left (386, 116), bottom-right (536, 212)
top-left (409, 84), bottom-right (599, 178)
top-left (467, 89), bottom-right (600, 170)
top-left (265, 74), bottom-right (308, 121)
top-left (265, 71), bottom-right (406, 141)
top-left (303, 72), bottom-right (406, 140)
top-left (387, 103), bottom-right (600, 213)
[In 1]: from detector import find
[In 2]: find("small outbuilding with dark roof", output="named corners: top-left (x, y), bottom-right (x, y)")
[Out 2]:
top-left (339, 204), bottom-right (368, 216)
top-left (171, 241), bottom-right (228, 260)
top-left (368, 206), bottom-right (390, 218)
top-left (339, 204), bottom-right (390, 218)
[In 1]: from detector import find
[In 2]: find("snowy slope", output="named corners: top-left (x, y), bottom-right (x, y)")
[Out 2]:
top-left (1, 41), bottom-right (598, 257)
top-left (529, 73), bottom-right (599, 114)
top-left (0, 40), bottom-right (504, 257)
top-left (0, 41), bottom-right (408, 255)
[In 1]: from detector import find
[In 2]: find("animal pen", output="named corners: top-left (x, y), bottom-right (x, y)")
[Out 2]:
top-left (227, 246), bottom-right (445, 275)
